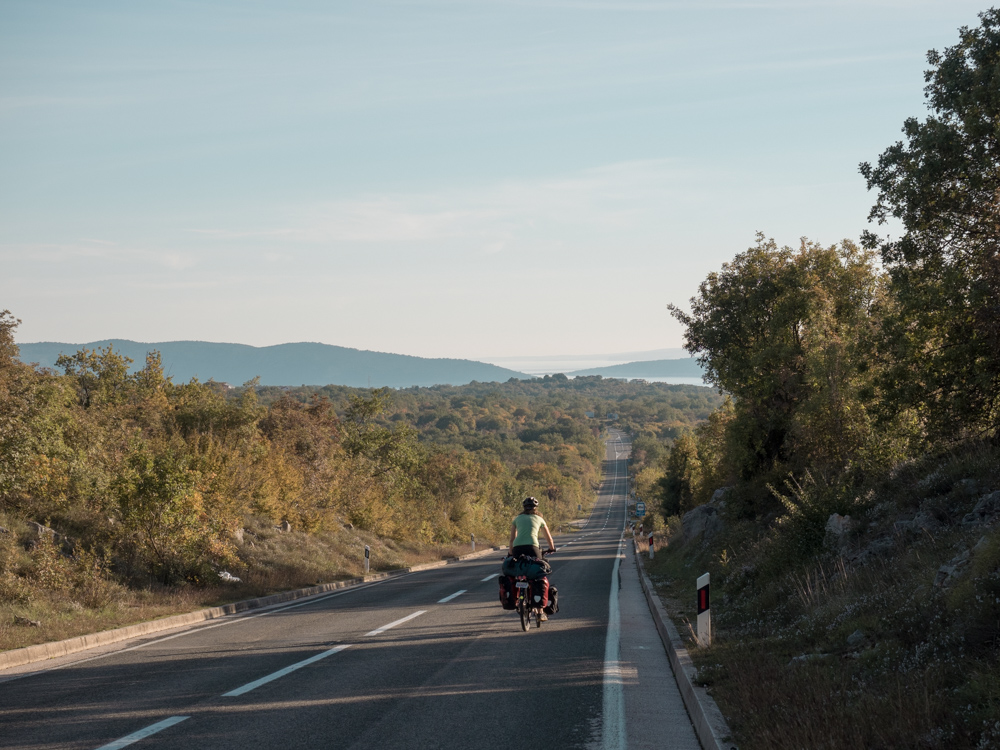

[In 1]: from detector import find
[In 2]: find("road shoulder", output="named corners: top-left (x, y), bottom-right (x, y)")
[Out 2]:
top-left (620, 541), bottom-right (702, 750)
top-left (631, 541), bottom-right (736, 750)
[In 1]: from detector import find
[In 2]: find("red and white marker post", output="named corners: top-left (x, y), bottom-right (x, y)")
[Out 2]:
top-left (648, 533), bottom-right (654, 560)
top-left (696, 572), bottom-right (711, 647)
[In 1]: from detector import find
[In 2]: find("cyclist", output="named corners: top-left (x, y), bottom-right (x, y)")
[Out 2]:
top-left (508, 496), bottom-right (556, 560)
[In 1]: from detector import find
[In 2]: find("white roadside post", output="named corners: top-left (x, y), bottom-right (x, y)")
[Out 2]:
top-left (364, 545), bottom-right (370, 575)
top-left (471, 533), bottom-right (475, 553)
top-left (648, 533), bottom-right (654, 560)
top-left (696, 572), bottom-right (711, 647)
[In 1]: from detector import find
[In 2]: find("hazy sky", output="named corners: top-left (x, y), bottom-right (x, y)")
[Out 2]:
top-left (1, 0), bottom-right (988, 359)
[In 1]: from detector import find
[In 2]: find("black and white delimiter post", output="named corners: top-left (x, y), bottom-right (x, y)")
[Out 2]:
top-left (696, 572), bottom-right (711, 647)
top-left (364, 544), bottom-right (370, 574)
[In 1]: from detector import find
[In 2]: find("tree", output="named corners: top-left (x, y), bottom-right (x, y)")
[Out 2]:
top-left (56, 345), bottom-right (133, 408)
top-left (860, 9), bottom-right (1000, 442)
top-left (110, 441), bottom-right (235, 582)
top-left (342, 388), bottom-right (417, 478)
top-left (0, 311), bottom-right (34, 503)
top-left (660, 432), bottom-right (701, 516)
top-left (669, 235), bottom-right (882, 481)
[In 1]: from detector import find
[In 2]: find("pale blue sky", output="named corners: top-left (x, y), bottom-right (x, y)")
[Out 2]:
top-left (1, 1), bottom-right (988, 359)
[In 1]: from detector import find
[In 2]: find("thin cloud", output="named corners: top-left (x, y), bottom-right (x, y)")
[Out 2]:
top-left (0, 241), bottom-right (198, 271)
top-left (189, 159), bottom-right (693, 246)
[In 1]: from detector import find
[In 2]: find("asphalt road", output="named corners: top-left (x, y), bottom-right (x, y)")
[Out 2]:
top-left (0, 430), bottom-right (699, 750)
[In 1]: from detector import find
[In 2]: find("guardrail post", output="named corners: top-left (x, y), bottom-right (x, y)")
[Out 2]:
top-left (696, 572), bottom-right (711, 647)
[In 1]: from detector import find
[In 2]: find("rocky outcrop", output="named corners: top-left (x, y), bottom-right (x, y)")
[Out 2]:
top-left (27, 521), bottom-right (57, 539)
top-left (934, 548), bottom-right (972, 587)
top-left (682, 488), bottom-right (730, 544)
top-left (962, 491), bottom-right (1000, 527)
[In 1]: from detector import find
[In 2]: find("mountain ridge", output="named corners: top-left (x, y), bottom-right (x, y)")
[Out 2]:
top-left (16, 340), bottom-right (531, 388)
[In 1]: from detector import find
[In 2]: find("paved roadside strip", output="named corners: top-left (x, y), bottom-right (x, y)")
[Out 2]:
top-left (632, 541), bottom-right (737, 750)
top-left (0, 546), bottom-right (502, 672)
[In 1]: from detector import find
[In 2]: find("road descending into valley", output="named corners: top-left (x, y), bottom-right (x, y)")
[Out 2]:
top-left (0, 430), bottom-right (700, 750)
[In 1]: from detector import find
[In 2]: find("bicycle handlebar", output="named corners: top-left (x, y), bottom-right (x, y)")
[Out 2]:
top-left (501, 548), bottom-right (557, 559)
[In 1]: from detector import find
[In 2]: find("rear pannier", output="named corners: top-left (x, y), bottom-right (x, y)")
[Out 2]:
top-left (498, 575), bottom-right (518, 610)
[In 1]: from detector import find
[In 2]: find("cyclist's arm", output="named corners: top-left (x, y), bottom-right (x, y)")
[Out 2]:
top-left (508, 522), bottom-right (517, 554)
top-left (542, 521), bottom-right (555, 552)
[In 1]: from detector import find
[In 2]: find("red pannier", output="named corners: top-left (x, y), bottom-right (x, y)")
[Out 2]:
top-left (498, 575), bottom-right (518, 610)
top-left (530, 578), bottom-right (549, 609)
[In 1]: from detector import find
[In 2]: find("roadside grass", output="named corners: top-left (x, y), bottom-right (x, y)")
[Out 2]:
top-left (0, 513), bottom-right (496, 654)
top-left (641, 441), bottom-right (1000, 749)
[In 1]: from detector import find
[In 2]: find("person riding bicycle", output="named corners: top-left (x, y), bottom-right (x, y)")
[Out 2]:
top-left (509, 496), bottom-right (556, 559)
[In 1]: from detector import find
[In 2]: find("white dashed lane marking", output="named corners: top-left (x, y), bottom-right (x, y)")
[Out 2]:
top-left (95, 716), bottom-right (190, 750)
top-left (364, 610), bottom-right (427, 637)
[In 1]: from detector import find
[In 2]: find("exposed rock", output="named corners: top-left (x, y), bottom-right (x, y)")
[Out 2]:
top-left (827, 513), bottom-right (853, 536)
top-left (682, 504), bottom-right (722, 544)
top-left (344, 523), bottom-right (354, 531)
top-left (825, 514), bottom-right (854, 550)
top-left (276, 520), bottom-right (292, 533)
top-left (681, 488), bottom-right (729, 544)
top-left (912, 511), bottom-right (941, 533)
top-left (27, 521), bottom-right (57, 539)
top-left (710, 487), bottom-right (732, 506)
top-left (934, 549), bottom-right (972, 587)
top-left (231, 527), bottom-right (244, 544)
top-left (846, 535), bottom-right (896, 565)
top-left (847, 629), bottom-right (865, 647)
top-left (218, 570), bottom-right (241, 583)
top-left (0, 526), bottom-right (8, 534)
top-left (13, 615), bottom-right (41, 627)
top-left (962, 491), bottom-right (1000, 527)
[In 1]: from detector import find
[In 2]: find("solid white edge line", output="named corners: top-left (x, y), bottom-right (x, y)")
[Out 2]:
top-left (364, 610), bottom-right (427, 637)
top-left (601, 433), bottom-right (627, 750)
top-left (223, 644), bottom-right (352, 697)
top-left (437, 590), bottom-right (466, 603)
top-left (481, 573), bottom-right (499, 581)
top-left (94, 715), bottom-right (190, 750)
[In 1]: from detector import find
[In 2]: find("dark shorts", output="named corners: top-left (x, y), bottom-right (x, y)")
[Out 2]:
top-left (511, 544), bottom-right (542, 559)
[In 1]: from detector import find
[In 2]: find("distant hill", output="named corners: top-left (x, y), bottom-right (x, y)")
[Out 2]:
top-left (16, 340), bottom-right (531, 388)
top-left (566, 358), bottom-right (705, 380)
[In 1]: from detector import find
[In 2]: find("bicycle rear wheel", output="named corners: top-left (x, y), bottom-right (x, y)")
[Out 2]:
top-left (519, 597), bottom-right (529, 631)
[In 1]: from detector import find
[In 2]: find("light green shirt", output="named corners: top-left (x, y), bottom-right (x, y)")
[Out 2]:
top-left (513, 513), bottom-right (547, 547)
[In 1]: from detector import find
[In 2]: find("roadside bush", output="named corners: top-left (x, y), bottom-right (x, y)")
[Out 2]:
top-left (26, 534), bottom-right (120, 609)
